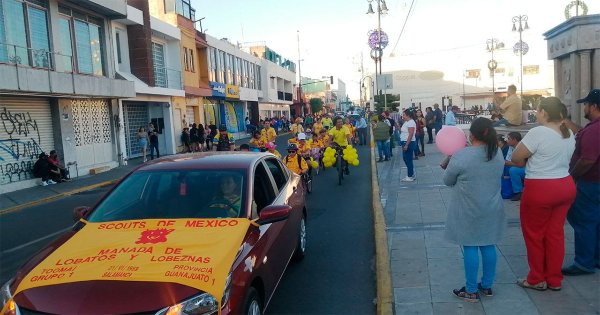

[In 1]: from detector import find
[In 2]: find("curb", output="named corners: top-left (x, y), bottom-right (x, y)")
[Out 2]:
top-left (370, 134), bottom-right (394, 315)
top-left (0, 180), bottom-right (118, 216)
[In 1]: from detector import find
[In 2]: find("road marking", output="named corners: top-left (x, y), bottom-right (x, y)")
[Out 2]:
top-left (1, 226), bottom-right (72, 255)
top-left (0, 180), bottom-right (117, 216)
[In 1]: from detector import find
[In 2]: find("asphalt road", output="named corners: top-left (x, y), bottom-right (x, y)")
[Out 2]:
top-left (0, 132), bottom-right (376, 314)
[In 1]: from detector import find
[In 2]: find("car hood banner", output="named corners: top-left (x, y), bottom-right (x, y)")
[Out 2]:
top-left (11, 218), bottom-right (251, 304)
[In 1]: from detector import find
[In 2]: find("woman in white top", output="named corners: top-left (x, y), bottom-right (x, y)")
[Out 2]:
top-left (511, 97), bottom-right (576, 291)
top-left (400, 109), bottom-right (418, 182)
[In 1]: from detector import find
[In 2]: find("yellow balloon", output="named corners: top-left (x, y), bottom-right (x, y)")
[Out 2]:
top-left (311, 161), bottom-right (319, 168)
top-left (353, 160), bottom-right (360, 166)
top-left (347, 145), bottom-right (353, 150)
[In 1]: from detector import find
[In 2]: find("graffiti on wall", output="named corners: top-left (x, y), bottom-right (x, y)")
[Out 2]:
top-left (0, 107), bottom-right (44, 184)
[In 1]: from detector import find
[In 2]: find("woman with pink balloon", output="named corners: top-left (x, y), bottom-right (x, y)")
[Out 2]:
top-left (440, 118), bottom-right (506, 302)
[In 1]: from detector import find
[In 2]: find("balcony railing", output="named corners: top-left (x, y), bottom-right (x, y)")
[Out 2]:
top-left (154, 66), bottom-right (182, 90)
top-left (0, 42), bottom-right (75, 71)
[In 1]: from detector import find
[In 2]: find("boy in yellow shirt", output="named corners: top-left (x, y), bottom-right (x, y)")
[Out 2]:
top-left (284, 144), bottom-right (308, 175)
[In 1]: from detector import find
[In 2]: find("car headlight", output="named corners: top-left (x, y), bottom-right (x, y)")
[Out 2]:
top-left (1, 280), bottom-right (18, 315)
top-left (156, 293), bottom-right (218, 315)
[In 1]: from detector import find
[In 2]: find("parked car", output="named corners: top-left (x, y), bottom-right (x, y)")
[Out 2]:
top-left (1, 152), bottom-right (307, 315)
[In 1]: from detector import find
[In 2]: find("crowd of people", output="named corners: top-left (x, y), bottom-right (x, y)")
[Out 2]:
top-left (438, 89), bottom-right (599, 302)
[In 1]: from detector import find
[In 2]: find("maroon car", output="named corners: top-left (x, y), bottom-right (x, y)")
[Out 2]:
top-left (0, 153), bottom-right (307, 315)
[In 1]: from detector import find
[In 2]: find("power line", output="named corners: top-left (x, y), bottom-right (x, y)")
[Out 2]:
top-left (389, 0), bottom-right (416, 56)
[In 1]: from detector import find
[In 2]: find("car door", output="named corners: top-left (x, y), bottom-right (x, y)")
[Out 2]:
top-left (263, 158), bottom-right (301, 257)
top-left (246, 160), bottom-right (289, 298)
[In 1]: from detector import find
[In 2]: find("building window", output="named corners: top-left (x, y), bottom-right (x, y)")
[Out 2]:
top-left (256, 65), bottom-right (261, 90)
top-left (242, 60), bottom-right (248, 88)
top-left (152, 42), bottom-right (167, 88)
top-left (59, 6), bottom-right (105, 76)
top-left (235, 57), bottom-right (241, 86)
top-left (218, 50), bottom-right (225, 84)
top-left (0, 0), bottom-right (50, 68)
top-left (183, 47), bottom-right (194, 72)
top-left (115, 31), bottom-right (122, 64)
top-left (172, 0), bottom-right (195, 20)
top-left (208, 47), bottom-right (216, 82)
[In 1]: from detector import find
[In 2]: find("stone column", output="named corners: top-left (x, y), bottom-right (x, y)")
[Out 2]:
top-left (569, 53), bottom-right (581, 124)
top-left (594, 49), bottom-right (600, 88)
top-left (578, 50), bottom-right (592, 124)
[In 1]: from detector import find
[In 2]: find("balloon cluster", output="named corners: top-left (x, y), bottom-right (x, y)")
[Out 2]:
top-left (343, 145), bottom-right (360, 166)
top-left (321, 146), bottom-right (360, 168)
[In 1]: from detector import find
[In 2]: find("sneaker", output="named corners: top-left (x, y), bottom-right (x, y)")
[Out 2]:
top-left (40, 181), bottom-right (48, 187)
top-left (478, 283), bottom-right (493, 297)
top-left (452, 287), bottom-right (480, 302)
top-left (562, 264), bottom-right (594, 276)
top-left (377, 158), bottom-right (384, 163)
top-left (401, 176), bottom-right (416, 182)
top-left (511, 192), bottom-right (522, 201)
top-left (384, 158), bottom-right (389, 161)
top-left (46, 180), bottom-right (57, 185)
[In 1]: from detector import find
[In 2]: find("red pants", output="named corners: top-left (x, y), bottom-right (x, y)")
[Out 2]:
top-left (520, 176), bottom-right (576, 287)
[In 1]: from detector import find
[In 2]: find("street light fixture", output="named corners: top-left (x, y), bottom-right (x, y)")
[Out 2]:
top-left (486, 38), bottom-right (504, 96)
top-left (512, 15), bottom-right (529, 99)
top-left (360, 75), bottom-right (374, 110)
top-left (366, 0), bottom-right (389, 106)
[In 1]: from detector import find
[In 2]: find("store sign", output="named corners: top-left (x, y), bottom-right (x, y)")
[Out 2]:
top-left (226, 85), bottom-right (240, 99)
top-left (209, 81), bottom-right (226, 98)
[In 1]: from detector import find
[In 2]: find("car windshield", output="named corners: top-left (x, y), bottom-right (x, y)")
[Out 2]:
top-left (88, 170), bottom-right (246, 222)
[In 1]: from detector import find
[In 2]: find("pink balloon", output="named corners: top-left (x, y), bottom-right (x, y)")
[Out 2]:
top-left (435, 126), bottom-right (467, 156)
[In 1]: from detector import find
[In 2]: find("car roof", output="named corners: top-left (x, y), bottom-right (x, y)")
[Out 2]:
top-left (136, 152), bottom-right (271, 172)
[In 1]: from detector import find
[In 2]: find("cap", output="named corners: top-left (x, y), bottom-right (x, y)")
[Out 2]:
top-left (576, 89), bottom-right (600, 105)
top-left (297, 133), bottom-right (307, 140)
top-left (218, 124), bottom-right (227, 131)
top-left (38, 152), bottom-right (48, 159)
top-left (287, 143), bottom-right (298, 151)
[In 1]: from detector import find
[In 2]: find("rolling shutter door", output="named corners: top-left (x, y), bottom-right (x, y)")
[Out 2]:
top-left (0, 97), bottom-right (55, 185)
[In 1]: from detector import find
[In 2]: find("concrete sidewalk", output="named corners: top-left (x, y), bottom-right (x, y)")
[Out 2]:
top-left (376, 141), bottom-right (600, 315)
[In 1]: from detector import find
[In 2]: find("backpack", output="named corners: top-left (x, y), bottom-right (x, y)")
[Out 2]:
top-left (286, 154), bottom-right (303, 170)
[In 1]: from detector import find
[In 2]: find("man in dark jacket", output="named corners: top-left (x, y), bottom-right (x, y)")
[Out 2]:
top-left (372, 115), bottom-right (391, 162)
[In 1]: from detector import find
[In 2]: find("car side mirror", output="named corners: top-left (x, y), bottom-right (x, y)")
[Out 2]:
top-left (73, 206), bottom-right (91, 221)
top-left (256, 205), bottom-right (291, 225)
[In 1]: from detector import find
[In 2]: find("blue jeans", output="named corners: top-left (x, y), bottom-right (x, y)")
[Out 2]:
top-left (464, 245), bottom-right (497, 293)
top-left (376, 140), bottom-right (390, 160)
top-left (509, 166), bottom-right (526, 193)
top-left (567, 180), bottom-right (600, 272)
top-left (400, 141), bottom-right (415, 177)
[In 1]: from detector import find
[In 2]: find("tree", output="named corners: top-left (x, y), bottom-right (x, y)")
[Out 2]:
top-left (374, 94), bottom-right (400, 113)
top-left (309, 98), bottom-right (324, 114)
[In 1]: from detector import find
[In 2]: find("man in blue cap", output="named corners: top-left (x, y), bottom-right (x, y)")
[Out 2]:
top-left (562, 89), bottom-right (600, 276)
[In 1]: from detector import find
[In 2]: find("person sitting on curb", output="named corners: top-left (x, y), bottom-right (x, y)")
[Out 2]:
top-left (503, 132), bottom-right (525, 201)
top-left (33, 152), bottom-right (57, 186)
top-left (48, 150), bottom-right (70, 182)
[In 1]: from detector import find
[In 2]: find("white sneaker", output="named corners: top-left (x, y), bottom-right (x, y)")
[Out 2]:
top-left (401, 176), bottom-right (416, 182)
top-left (47, 180), bottom-right (57, 185)
top-left (40, 181), bottom-right (48, 186)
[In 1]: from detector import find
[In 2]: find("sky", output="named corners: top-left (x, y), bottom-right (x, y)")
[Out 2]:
top-left (192, 0), bottom-right (598, 99)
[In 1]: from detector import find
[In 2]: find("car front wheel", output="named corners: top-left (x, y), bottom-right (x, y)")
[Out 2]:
top-left (244, 287), bottom-right (262, 315)
top-left (292, 215), bottom-right (306, 261)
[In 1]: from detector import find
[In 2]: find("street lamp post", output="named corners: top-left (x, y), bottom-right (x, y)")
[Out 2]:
top-left (486, 38), bottom-right (504, 97)
top-left (512, 15), bottom-right (529, 99)
top-left (361, 76), bottom-right (374, 111)
top-left (366, 0), bottom-right (389, 109)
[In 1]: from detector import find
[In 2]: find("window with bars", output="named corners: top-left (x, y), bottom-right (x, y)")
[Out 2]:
top-left (152, 42), bottom-right (167, 88)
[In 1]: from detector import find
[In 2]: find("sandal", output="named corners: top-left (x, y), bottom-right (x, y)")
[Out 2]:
top-left (516, 279), bottom-right (547, 291)
top-left (452, 287), bottom-right (480, 302)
